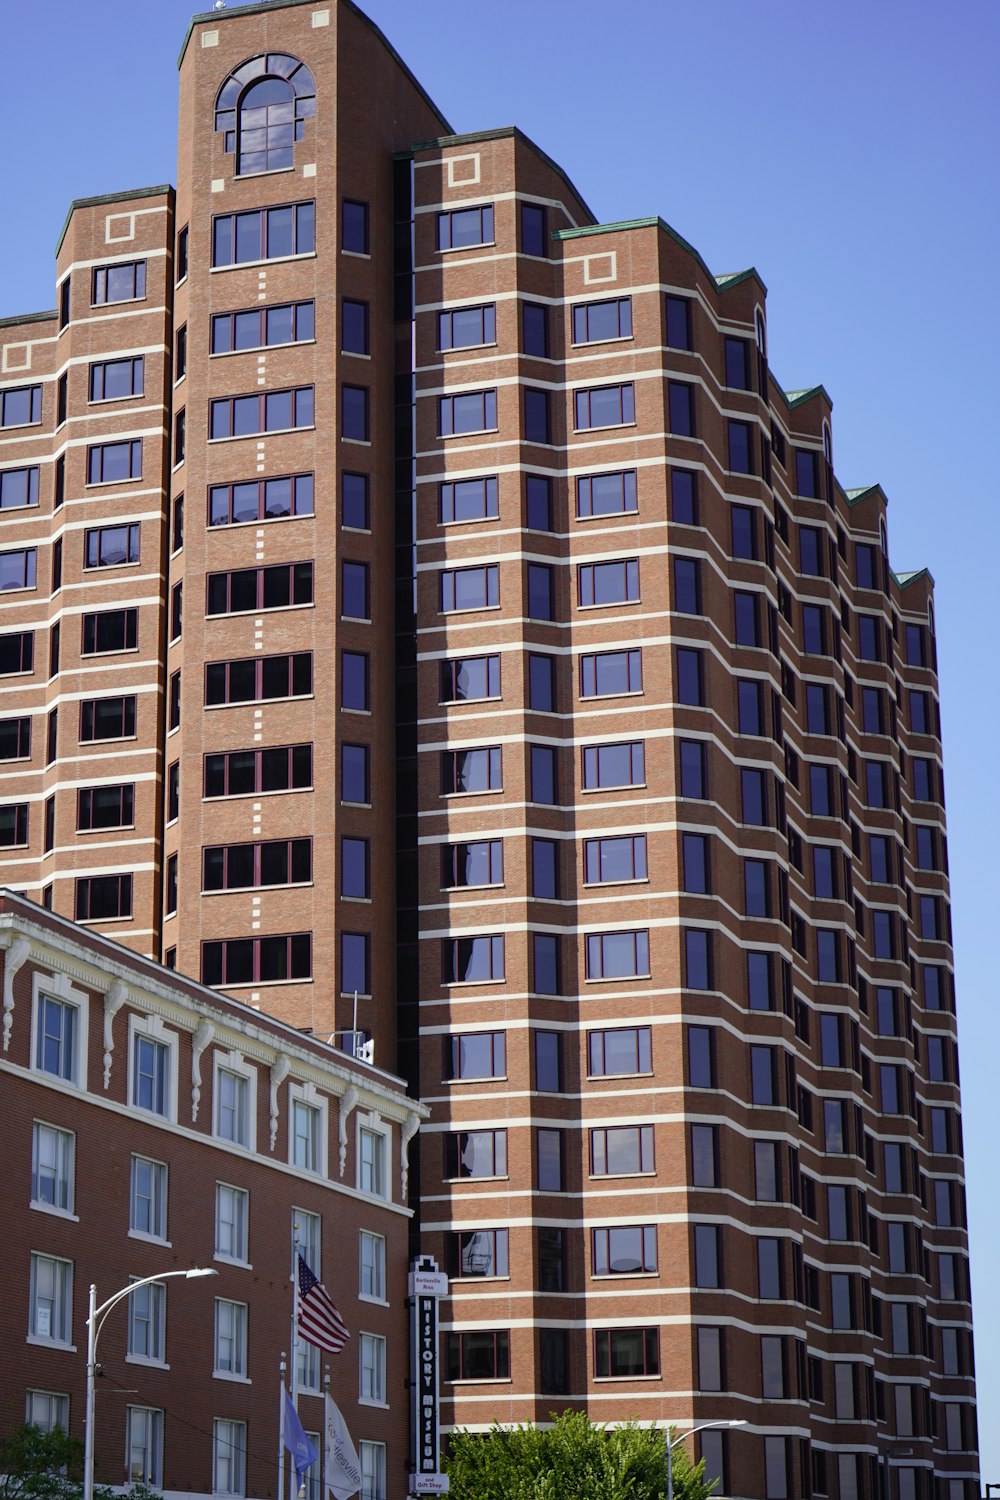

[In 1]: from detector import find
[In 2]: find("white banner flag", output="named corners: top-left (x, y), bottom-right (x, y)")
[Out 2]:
top-left (324, 1393), bottom-right (362, 1500)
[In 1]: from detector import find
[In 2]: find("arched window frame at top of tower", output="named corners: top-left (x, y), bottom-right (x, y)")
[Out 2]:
top-left (215, 53), bottom-right (316, 178)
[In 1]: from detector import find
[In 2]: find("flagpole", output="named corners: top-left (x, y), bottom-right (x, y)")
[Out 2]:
top-left (291, 1231), bottom-right (300, 1500)
top-left (322, 1366), bottom-right (330, 1500)
top-left (278, 1352), bottom-right (286, 1500)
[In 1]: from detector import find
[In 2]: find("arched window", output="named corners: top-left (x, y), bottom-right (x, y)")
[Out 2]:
top-left (754, 308), bottom-right (767, 395)
top-left (879, 516), bottom-right (888, 556)
top-left (215, 54), bottom-right (316, 177)
top-left (927, 600), bottom-right (935, 636)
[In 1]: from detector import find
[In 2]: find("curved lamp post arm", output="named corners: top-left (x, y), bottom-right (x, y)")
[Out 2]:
top-left (666, 1419), bottom-right (748, 1500)
top-left (91, 1268), bottom-right (215, 1348)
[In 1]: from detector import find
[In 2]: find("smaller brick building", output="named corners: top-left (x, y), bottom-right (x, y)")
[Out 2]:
top-left (0, 890), bottom-right (424, 1500)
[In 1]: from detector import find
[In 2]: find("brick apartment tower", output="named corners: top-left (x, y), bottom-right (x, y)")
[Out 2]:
top-left (0, 2), bottom-right (978, 1497)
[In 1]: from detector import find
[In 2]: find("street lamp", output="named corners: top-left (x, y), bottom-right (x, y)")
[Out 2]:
top-left (665, 1419), bottom-right (748, 1500)
top-left (84, 1268), bottom-right (217, 1500)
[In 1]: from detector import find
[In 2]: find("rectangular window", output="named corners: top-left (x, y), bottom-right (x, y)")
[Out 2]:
top-left (342, 472), bottom-right (369, 530)
top-left (576, 469), bottom-right (638, 518)
top-left (87, 440), bottom-right (141, 485)
top-left (213, 203), bottom-right (315, 266)
top-left (215, 1183), bottom-right (249, 1262)
top-left (574, 382), bottom-right (635, 430)
top-left (724, 337), bottom-right (751, 389)
top-left (668, 380), bottom-right (695, 435)
top-left (572, 297), bottom-right (632, 343)
top-left (128, 1279), bottom-right (165, 1363)
top-left (438, 303), bottom-right (495, 350)
top-left (688, 1026), bottom-right (715, 1088)
top-left (211, 300), bottom-right (315, 354)
top-left (734, 590), bottom-right (761, 646)
top-left (204, 744), bottom-right (311, 799)
top-left (214, 1298), bottom-right (248, 1378)
top-left (82, 609), bottom-right (138, 656)
top-left (358, 1127), bottom-right (385, 1196)
top-left (442, 839), bottom-right (503, 888)
top-left (342, 385), bottom-right (369, 441)
top-left (0, 549), bottom-right (36, 592)
top-left (0, 801), bottom-right (27, 855)
top-left (212, 1419), bottom-right (246, 1497)
top-left (579, 558), bottom-right (639, 608)
top-left (25, 1391), bottom-right (69, 1435)
top-left (665, 296), bottom-right (692, 349)
top-left (31, 1122), bottom-right (75, 1213)
top-left (446, 1331), bottom-right (509, 1382)
top-left (584, 834), bottom-right (647, 884)
top-left (592, 1225), bottom-right (657, 1277)
top-left (446, 1130), bottom-right (507, 1179)
top-left (450, 1228), bottom-right (508, 1280)
top-left (29, 1254), bottom-right (72, 1344)
top-left (523, 473), bottom-right (552, 530)
top-left (84, 523), bottom-right (140, 569)
top-left (588, 1026), bottom-right (652, 1078)
top-left (796, 449), bottom-right (820, 497)
top-left (586, 929), bottom-right (649, 980)
top-left (125, 1407), bottom-right (163, 1488)
top-left (201, 934), bottom-right (312, 987)
top-left (342, 199), bottom-right (369, 254)
top-left (0, 465), bottom-right (40, 510)
top-left (440, 564), bottom-right (499, 612)
top-left (676, 646), bottom-right (704, 704)
top-left (359, 1231), bottom-right (386, 1301)
top-left (439, 476), bottom-right (498, 524)
top-left (521, 202), bottom-right (546, 256)
top-left (728, 420), bottom-right (753, 473)
top-left (77, 785), bottom-right (134, 832)
top-left (207, 562), bottom-right (313, 616)
top-left (580, 648), bottom-right (641, 697)
top-left (439, 654), bottom-right (500, 702)
top-left (522, 304), bottom-right (548, 357)
top-left (582, 740), bottom-right (644, 788)
top-left (593, 1328), bottom-right (659, 1379)
top-left (130, 1155), bottom-right (167, 1239)
top-left (443, 935), bottom-right (505, 984)
top-left (438, 389), bottom-right (497, 436)
top-left (685, 929), bottom-right (712, 990)
top-left (92, 260), bottom-right (146, 304)
top-left (210, 473), bottom-right (314, 526)
top-left (527, 653), bottom-right (555, 711)
top-left (204, 653), bottom-right (312, 706)
top-left (75, 873), bottom-right (132, 921)
top-left (446, 1031), bottom-right (505, 1081)
top-left (89, 357), bottom-right (144, 402)
top-left (441, 746), bottom-right (502, 794)
top-left (527, 563), bottom-right (554, 620)
top-left (210, 387), bottom-right (314, 440)
top-left (437, 204), bottom-right (494, 250)
top-left (590, 1125), bottom-right (654, 1176)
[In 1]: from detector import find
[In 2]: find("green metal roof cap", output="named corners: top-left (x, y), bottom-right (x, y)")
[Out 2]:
top-left (0, 309), bottom-right (57, 330)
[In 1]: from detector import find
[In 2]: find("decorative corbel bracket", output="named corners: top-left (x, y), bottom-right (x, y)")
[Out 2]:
top-left (101, 979), bottom-right (128, 1088)
top-left (269, 1055), bottom-right (291, 1150)
top-left (0, 935), bottom-right (30, 1053)
top-left (191, 1019), bottom-right (215, 1121)
top-left (338, 1086), bottom-right (360, 1178)
top-left (401, 1112), bottom-right (421, 1200)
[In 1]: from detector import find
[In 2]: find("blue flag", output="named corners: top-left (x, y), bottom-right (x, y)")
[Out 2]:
top-left (283, 1387), bottom-right (318, 1481)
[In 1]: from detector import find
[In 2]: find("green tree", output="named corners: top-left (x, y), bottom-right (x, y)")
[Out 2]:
top-left (0, 1426), bottom-right (161, 1500)
top-left (444, 1410), bottom-right (717, 1500)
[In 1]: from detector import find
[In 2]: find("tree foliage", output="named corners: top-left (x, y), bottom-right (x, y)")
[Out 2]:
top-left (444, 1411), bottom-right (717, 1500)
top-left (0, 1427), bottom-right (160, 1500)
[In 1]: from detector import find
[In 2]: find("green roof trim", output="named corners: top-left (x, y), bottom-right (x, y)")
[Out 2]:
top-left (555, 217), bottom-right (767, 296)
top-left (714, 269), bottom-right (756, 290)
top-left (784, 384), bottom-right (834, 409)
top-left (55, 185), bottom-right (174, 257)
top-left (894, 567), bottom-right (932, 590)
top-left (404, 125), bottom-right (596, 224)
top-left (0, 309), bottom-right (57, 330)
top-left (177, 0), bottom-right (451, 134)
top-left (843, 484), bottom-right (885, 508)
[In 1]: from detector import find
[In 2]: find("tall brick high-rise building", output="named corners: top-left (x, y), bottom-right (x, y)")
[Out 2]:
top-left (0, 2), bottom-right (978, 1496)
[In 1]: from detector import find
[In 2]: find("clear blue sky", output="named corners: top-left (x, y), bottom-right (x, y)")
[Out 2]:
top-left (2, 0), bottom-right (997, 1473)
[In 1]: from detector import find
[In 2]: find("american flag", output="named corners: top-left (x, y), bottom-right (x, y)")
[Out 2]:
top-left (296, 1254), bottom-right (350, 1354)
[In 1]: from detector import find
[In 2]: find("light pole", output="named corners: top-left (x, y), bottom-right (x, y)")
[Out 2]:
top-left (665, 1419), bottom-right (748, 1500)
top-left (84, 1268), bottom-right (217, 1500)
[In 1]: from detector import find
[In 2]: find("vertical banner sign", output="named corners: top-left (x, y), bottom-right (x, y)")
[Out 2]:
top-left (409, 1255), bottom-right (449, 1495)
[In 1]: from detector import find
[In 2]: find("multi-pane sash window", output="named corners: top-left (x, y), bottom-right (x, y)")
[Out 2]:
top-left (576, 469), bottom-right (638, 518)
top-left (0, 549), bottom-right (36, 590)
top-left (130, 1155), bottom-right (167, 1238)
top-left (438, 390), bottom-right (497, 436)
top-left (128, 1279), bottom-right (165, 1362)
top-left (291, 1100), bottom-right (320, 1172)
top-left (34, 995), bottom-right (78, 1085)
top-left (578, 558), bottom-right (639, 607)
top-left (76, 874), bottom-right (132, 921)
top-left (359, 1232), bottom-right (386, 1300)
top-left (588, 1027), bottom-right (652, 1077)
top-left (204, 838), bottom-right (311, 891)
top-left (90, 358), bottom-right (144, 401)
top-left (209, 473), bottom-right (314, 526)
top-left (450, 1229), bottom-right (509, 1279)
top-left (440, 746), bottom-right (502, 794)
top-left (0, 465), bottom-right (40, 508)
top-left (359, 1127), bottom-right (386, 1196)
top-left (204, 744), bottom-right (312, 798)
top-left (77, 785), bottom-right (134, 832)
top-left (215, 1068), bottom-right (250, 1146)
top-left (82, 609), bottom-right (137, 655)
top-left (31, 1122), bottom-right (75, 1212)
top-left (25, 1391), bottom-right (69, 1435)
top-left (205, 653), bottom-right (312, 705)
top-left (87, 441), bottom-right (142, 485)
top-left (580, 648), bottom-right (641, 697)
top-left (445, 1331), bottom-right (509, 1381)
top-left (443, 935), bottom-right (505, 983)
top-left (85, 523), bottom-right (140, 568)
top-left (210, 387), bottom-right (314, 439)
top-left (212, 301), bottom-right (314, 353)
top-left (585, 929), bottom-right (650, 979)
top-left (574, 382), bottom-right (635, 429)
top-left (132, 1032), bottom-right (169, 1116)
top-left (207, 563), bottom-right (313, 615)
top-left (215, 1299), bottom-right (248, 1377)
top-left (439, 476), bottom-right (499, 523)
top-left (216, 1183), bottom-right (249, 1262)
top-left (201, 934), bottom-right (312, 986)
top-left (212, 1419), bottom-right (247, 1497)
top-left (360, 1443), bottom-right (386, 1500)
top-left (439, 654), bottom-right (500, 702)
top-left (572, 297), bottom-right (632, 343)
top-left (438, 304), bottom-right (496, 349)
top-left (0, 384), bottom-right (42, 427)
top-left (582, 740), bottom-right (644, 788)
top-left (593, 1328), bottom-right (659, 1378)
top-left (213, 203), bottom-right (315, 266)
top-left (446, 1032), bottom-right (506, 1080)
top-left (359, 1333), bottom-right (386, 1403)
top-left (92, 261), bottom-right (145, 304)
top-left (440, 565), bottom-right (499, 612)
top-left (591, 1125), bottom-right (654, 1176)
top-left (436, 204), bottom-right (494, 250)
top-left (593, 1226), bottom-right (657, 1276)
top-left (29, 1254), bottom-right (72, 1343)
top-left (446, 1130), bottom-right (506, 1179)
top-left (441, 839), bottom-right (503, 887)
top-left (0, 802), bottom-right (28, 846)
top-left (584, 835), bottom-right (647, 883)
top-left (126, 1408), bottom-right (163, 1487)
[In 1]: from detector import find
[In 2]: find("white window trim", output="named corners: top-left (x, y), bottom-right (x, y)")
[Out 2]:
top-left (127, 1012), bottom-right (179, 1123)
top-left (28, 1251), bottom-right (74, 1349)
top-left (358, 1331), bottom-right (388, 1408)
top-left (30, 972), bottom-right (89, 1090)
top-left (214, 1297), bottom-right (250, 1383)
top-left (359, 1440), bottom-right (386, 1500)
top-left (356, 1111), bottom-right (390, 1202)
top-left (288, 1080), bottom-right (328, 1178)
top-left (213, 1417), bottom-right (247, 1498)
top-left (212, 1048), bottom-right (258, 1153)
top-left (30, 1120), bottom-right (77, 1219)
top-left (125, 1404), bottom-right (164, 1489)
top-left (358, 1230), bottom-right (387, 1306)
top-left (214, 1181), bottom-right (251, 1268)
top-left (25, 1390), bottom-right (70, 1434)
top-left (126, 1277), bottom-right (167, 1367)
top-left (129, 1153), bottom-right (169, 1245)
